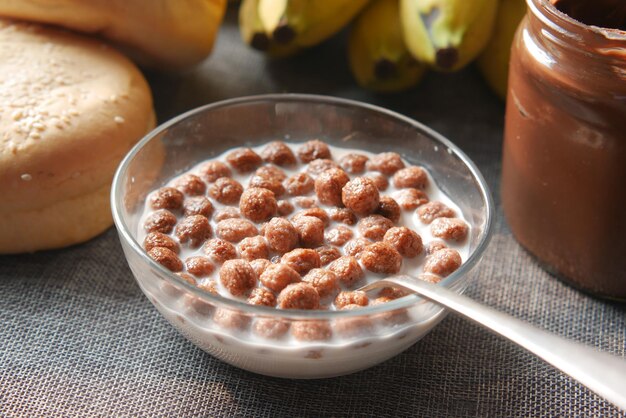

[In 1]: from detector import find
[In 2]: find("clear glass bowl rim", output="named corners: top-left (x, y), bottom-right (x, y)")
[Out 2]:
top-left (111, 93), bottom-right (495, 319)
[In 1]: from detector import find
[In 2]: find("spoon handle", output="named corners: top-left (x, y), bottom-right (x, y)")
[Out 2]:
top-left (361, 276), bottom-right (626, 411)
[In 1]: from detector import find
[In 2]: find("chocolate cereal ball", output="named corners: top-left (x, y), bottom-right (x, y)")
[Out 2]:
top-left (307, 159), bottom-right (339, 176)
top-left (315, 168), bottom-right (350, 206)
top-left (249, 174), bottom-right (285, 197)
top-left (264, 217), bottom-right (299, 254)
top-left (216, 218), bottom-right (258, 243)
top-left (277, 200), bottom-right (295, 216)
top-left (285, 172), bottom-right (315, 196)
top-left (417, 201), bottom-right (456, 224)
top-left (281, 248), bottom-right (321, 275)
top-left (256, 164), bottom-right (288, 181)
top-left (329, 208), bottom-right (357, 225)
top-left (260, 263), bottom-right (301, 292)
top-left (361, 242), bottom-right (402, 274)
top-left (175, 215), bottom-right (212, 247)
top-left (277, 282), bottom-right (320, 310)
top-left (344, 237), bottom-right (372, 258)
top-left (342, 177), bottom-right (380, 216)
top-left (209, 177), bottom-right (243, 204)
top-left (214, 207), bottom-right (241, 222)
top-left (426, 240), bottom-right (447, 255)
top-left (325, 226), bottom-right (353, 246)
top-left (384, 227), bottom-right (423, 258)
top-left (367, 173), bottom-right (389, 191)
top-left (378, 286), bottom-right (411, 300)
top-left (366, 152), bottom-right (405, 175)
top-left (297, 139), bottom-right (331, 163)
top-left (303, 268), bottom-right (339, 298)
top-left (293, 207), bottom-right (330, 226)
top-left (419, 273), bottom-right (442, 284)
top-left (358, 215), bottom-right (394, 241)
top-left (294, 197), bottom-right (316, 208)
top-left (143, 232), bottom-right (179, 254)
top-left (149, 187), bottom-right (184, 210)
top-left (424, 248), bottom-right (462, 277)
top-left (250, 259), bottom-right (271, 277)
top-left (219, 259), bottom-right (257, 296)
top-left (328, 256), bottom-right (364, 287)
top-left (175, 272), bottom-right (196, 286)
top-left (334, 291), bottom-right (369, 309)
top-left (213, 308), bottom-right (250, 330)
top-left (291, 320), bottom-right (332, 341)
top-left (431, 217), bottom-right (469, 241)
top-left (238, 236), bottom-right (269, 260)
top-left (185, 256), bottom-right (215, 277)
top-left (240, 187), bottom-right (277, 222)
top-left (339, 153), bottom-right (368, 174)
top-left (247, 287), bottom-right (277, 307)
top-left (260, 141), bottom-right (297, 166)
top-left (226, 147), bottom-right (263, 173)
top-left (148, 247), bottom-right (183, 272)
top-left (394, 188), bottom-right (429, 210)
top-left (315, 245), bottom-right (342, 266)
top-left (393, 166), bottom-right (428, 189)
top-left (197, 160), bottom-right (231, 183)
top-left (144, 209), bottom-right (177, 234)
top-left (197, 280), bottom-right (218, 295)
top-left (183, 196), bottom-right (214, 218)
top-left (173, 173), bottom-right (206, 196)
top-left (203, 238), bottom-right (238, 263)
top-left (253, 318), bottom-right (290, 339)
top-left (292, 215), bottom-right (325, 247)
top-left (376, 196), bottom-right (401, 223)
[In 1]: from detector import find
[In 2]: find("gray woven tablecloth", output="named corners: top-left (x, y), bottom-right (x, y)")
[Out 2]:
top-left (2, 9), bottom-right (625, 417)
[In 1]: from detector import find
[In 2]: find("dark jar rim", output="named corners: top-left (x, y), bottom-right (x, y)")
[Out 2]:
top-left (527, 0), bottom-right (626, 59)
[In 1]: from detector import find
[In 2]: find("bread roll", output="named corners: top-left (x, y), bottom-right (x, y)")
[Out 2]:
top-left (0, 19), bottom-right (155, 253)
top-left (0, 0), bottom-right (227, 70)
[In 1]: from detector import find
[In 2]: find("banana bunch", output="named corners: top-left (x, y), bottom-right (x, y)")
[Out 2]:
top-left (477, 0), bottom-right (527, 99)
top-left (239, 0), bottom-right (368, 56)
top-left (400, 0), bottom-right (498, 72)
top-left (348, 0), bottom-right (426, 92)
top-left (238, 0), bottom-right (526, 97)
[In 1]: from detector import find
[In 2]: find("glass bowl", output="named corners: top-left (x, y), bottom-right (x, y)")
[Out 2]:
top-left (111, 94), bottom-right (493, 379)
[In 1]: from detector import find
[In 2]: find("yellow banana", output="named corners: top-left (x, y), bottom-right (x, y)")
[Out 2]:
top-left (400, 0), bottom-right (498, 71)
top-left (477, 0), bottom-right (527, 99)
top-left (239, 0), bottom-right (299, 57)
top-left (257, 0), bottom-right (369, 51)
top-left (348, 0), bottom-right (426, 92)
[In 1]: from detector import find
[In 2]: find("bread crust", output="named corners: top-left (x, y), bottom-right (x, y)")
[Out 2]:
top-left (0, 19), bottom-right (155, 252)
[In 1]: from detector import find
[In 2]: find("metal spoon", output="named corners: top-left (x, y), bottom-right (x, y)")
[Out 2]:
top-left (359, 275), bottom-right (626, 411)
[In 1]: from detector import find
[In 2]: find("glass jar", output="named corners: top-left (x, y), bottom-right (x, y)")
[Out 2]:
top-left (502, 0), bottom-right (626, 299)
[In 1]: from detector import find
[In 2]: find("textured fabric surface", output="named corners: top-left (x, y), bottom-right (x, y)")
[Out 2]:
top-left (1, 9), bottom-right (625, 417)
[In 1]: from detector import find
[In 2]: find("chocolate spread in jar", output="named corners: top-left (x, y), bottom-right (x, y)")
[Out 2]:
top-left (502, 0), bottom-right (626, 299)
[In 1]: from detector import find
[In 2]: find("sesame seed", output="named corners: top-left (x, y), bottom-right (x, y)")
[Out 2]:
top-left (114, 116), bottom-right (125, 124)
top-left (21, 174), bottom-right (32, 181)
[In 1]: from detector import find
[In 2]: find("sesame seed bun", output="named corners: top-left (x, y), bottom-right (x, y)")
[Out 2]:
top-left (0, 19), bottom-right (155, 253)
top-left (0, 0), bottom-right (227, 70)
